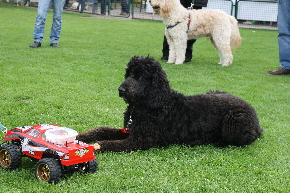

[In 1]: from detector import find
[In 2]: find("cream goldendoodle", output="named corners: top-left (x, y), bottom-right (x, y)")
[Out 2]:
top-left (151, 0), bottom-right (242, 66)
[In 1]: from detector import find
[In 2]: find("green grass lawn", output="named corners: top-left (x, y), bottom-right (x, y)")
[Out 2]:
top-left (0, 2), bottom-right (289, 192)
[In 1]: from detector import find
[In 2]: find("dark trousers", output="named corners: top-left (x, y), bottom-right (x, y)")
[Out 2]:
top-left (162, 6), bottom-right (202, 60)
top-left (162, 36), bottom-right (196, 60)
top-left (63, 0), bottom-right (69, 8)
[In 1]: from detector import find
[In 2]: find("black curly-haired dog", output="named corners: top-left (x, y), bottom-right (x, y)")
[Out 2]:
top-left (76, 56), bottom-right (263, 152)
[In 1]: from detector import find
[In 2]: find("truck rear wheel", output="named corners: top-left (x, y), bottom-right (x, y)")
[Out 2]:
top-left (78, 158), bottom-right (98, 173)
top-left (0, 144), bottom-right (22, 170)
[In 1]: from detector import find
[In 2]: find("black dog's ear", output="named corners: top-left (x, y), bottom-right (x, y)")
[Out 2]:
top-left (147, 71), bottom-right (169, 108)
top-left (151, 67), bottom-right (170, 89)
top-left (145, 59), bottom-right (171, 108)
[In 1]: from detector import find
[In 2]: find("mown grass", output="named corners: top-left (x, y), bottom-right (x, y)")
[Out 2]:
top-left (0, 2), bottom-right (289, 192)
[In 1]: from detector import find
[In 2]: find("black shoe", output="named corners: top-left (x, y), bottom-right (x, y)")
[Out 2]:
top-left (267, 67), bottom-right (290, 75)
top-left (29, 41), bottom-right (41, 48)
top-left (161, 56), bottom-right (168, 60)
top-left (184, 58), bottom-right (191, 63)
top-left (185, 54), bottom-right (192, 63)
top-left (50, 43), bottom-right (60, 48)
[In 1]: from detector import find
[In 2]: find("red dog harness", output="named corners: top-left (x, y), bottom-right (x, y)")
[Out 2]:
top-left (187, 14), bottom-right (191, 28)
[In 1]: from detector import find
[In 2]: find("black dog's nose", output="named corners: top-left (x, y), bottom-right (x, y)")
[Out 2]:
top-left (118, 86), bottom-right (126, 98)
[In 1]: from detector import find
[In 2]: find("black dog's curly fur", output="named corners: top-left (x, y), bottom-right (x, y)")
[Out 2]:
top-left (76, 56), bottom-right (263, 152)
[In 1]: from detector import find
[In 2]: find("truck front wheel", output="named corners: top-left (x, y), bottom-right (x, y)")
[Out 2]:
top-left (35, 158), bottom-right (62, 184)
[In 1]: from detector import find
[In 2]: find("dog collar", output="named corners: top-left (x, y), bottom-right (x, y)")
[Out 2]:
top-left (166, 14), bottom-right (191, 33)
top-left (166, 22), bottom-right (182, 29)
top-left (120, 128), bottom-right (131, 133)
top-left (121, 106), bottom-right (136, 133)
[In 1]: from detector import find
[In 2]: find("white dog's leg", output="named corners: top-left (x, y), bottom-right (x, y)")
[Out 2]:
top-left (168, 48), bottom-right (176, 63)
top-left (219, 46), bottom-right (233, 66)
top-left (168, 50), bottom-right (176, 64)
top-left (211, 39), bottom-right (222, 65)
top-left (167, 35), bottom-right (176, 63)
top-left (172, 34), bottom-right (187, 65)
top-left (211, 38), bottom-right (232, 66)
top-left (174, 40), bottom-right (187, 65)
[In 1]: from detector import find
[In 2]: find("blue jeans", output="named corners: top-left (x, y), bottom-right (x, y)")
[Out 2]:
top-left (78, 0), bottom-right (86, 12)
top-left (278, 0), bottom-right (290, 69)
top-left (92, 0), bottom-right (98, 14)
top-left (33, 0), bottom-right (65, 43)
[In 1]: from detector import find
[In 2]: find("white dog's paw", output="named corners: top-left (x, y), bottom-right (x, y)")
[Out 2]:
top-left (221, 62), bottom-right (231, 66)
top-left (174, 59), bottom-right (185, 64)
top-left (167, 59), bottom-right (175, 63)
top-left (174, 61), bottom-right (184, 65)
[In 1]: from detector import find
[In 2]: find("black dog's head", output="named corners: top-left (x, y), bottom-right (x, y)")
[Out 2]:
top-left (118, 56), bottom-right (170, 107)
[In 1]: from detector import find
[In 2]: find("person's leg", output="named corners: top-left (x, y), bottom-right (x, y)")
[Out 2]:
top-left (49, 0), bottom-right (65, 45)
top-left (23, 0), bottom-right (29, 6)
top-left (120, 0), bottom-right (125, 14)
top-left (101, 0), bottom-right (106, 14)
top-left (32, 0), bottom-right (51, 43)
top-left (80, 0), bottom-right (86, 13)
top-left (123, 0), bottom-right (130, 16)
top-left (185, 39), bottom-right (196, 62)
top-left (63, 0), bottom-right (69, 8)
top-left (267, 0), bottom-right (290, 75)
top-left (78, 0), bottom-right (86, 12)
top-left (92, 0), bottom-right (98, 13)
top-left (161, 36), bottom-right (169, 60)
top-left (278, 0), bottom-right (290, 70)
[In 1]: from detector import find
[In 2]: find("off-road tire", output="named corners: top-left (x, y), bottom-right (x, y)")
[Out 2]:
top-left (78, 158), bottom-right (98, 173)
top-left (0, 143), bottom-right (22, 170)
top-left (35, 158), bottom-right (62, 184)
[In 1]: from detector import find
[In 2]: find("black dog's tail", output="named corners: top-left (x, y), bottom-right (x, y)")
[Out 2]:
top-left (221, 108), bottom-right (263, 147)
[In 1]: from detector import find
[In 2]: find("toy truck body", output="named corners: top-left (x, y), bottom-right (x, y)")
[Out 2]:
top-left (0, 124), bottom-right (97, 184)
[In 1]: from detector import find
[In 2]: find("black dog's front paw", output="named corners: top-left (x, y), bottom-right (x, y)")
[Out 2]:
top-left (76, 133), bottom-right (93, 143)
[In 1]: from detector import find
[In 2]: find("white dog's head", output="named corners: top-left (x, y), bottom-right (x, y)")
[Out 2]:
top-left (150, 0), bottom-right (174, 18)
